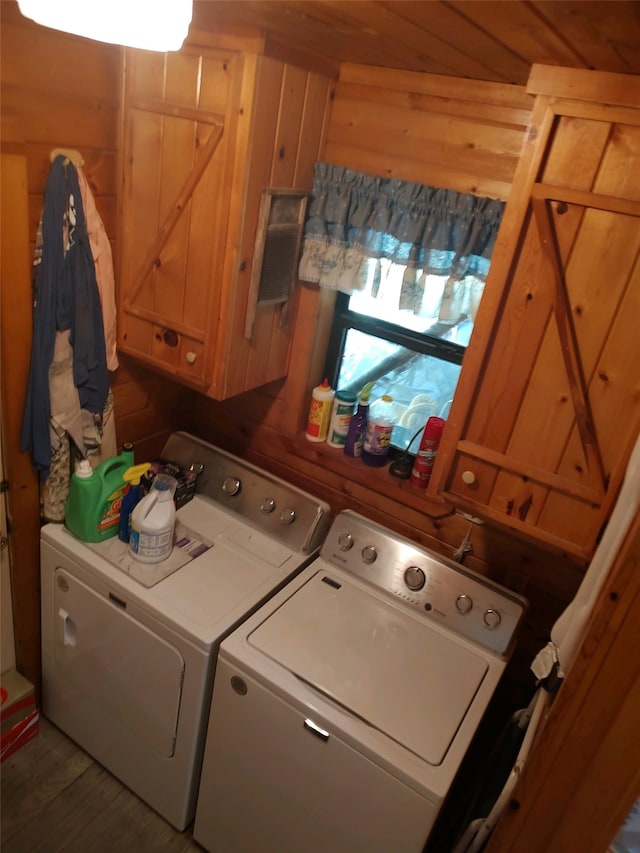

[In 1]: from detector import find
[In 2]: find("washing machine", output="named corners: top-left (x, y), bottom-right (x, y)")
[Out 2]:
top-left (193, 510), bottom-right (527, 852)
top-left (40, 432), bottom-right (330, 830)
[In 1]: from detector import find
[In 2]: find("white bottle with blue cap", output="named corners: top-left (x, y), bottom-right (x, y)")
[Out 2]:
top-left (129, 473), bottom-right (177, 563)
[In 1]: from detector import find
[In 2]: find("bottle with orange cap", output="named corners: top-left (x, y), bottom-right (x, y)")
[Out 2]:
top-left (305, 378), bottom-right (335, 443)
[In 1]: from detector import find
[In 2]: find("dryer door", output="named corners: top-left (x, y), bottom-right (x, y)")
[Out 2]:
top-left (51, 568), bottom-right (184, 756)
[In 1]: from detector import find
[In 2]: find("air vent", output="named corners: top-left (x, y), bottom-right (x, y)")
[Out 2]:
top-left (245, 189), bottom-right (308, 338)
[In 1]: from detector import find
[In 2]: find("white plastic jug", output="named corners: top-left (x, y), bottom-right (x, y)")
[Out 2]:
top-left (129, 473), bottom-right (177, 563)
top-left (362, 394), bottom-right (396, 467)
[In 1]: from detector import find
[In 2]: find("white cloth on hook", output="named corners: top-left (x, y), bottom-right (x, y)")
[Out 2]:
top-left (77, 166), bottom-right (118, 371)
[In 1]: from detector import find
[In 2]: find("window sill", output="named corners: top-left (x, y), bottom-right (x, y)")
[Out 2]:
top-left (284, 432), bottom-right (455, 521)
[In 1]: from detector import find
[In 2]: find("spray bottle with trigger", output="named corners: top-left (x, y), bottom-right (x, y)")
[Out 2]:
top-left (118, 463), bottom-right (151, 543)
top-left (343, 381), bottom-right (374, 458)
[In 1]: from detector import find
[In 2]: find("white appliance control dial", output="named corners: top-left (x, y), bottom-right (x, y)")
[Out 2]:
top-left (338, 532), bottom-right (354, 551)
top-left (404, 566), bottom-right (426, 591)
top-left (222, 476), bottom-right (241, 496)
top-left (484, 609), bottom-right (502, 629)
top-left (455, 594), bottom-right (473, 614)
top-left (280, 508), bottom-right (296, 525)
top-left (361, 545), bottom-right (377, 564)
top-left (260, 498), bottom-right (275, 513)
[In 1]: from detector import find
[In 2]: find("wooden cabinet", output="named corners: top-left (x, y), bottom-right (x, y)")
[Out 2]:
top-left (433, 66), bottom-right (640, 559)
top-left (117, 33), bottom-right (332, 399)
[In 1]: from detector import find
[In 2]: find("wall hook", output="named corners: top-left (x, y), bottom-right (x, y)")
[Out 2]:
top-left (50, 148), bottom-right (85, 167)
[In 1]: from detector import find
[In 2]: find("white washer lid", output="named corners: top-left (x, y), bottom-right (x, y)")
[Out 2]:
top-left (248, 570), bottom-right (490, 765)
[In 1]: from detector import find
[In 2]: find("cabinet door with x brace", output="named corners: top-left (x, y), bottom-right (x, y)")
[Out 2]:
top-left (435, 65), bottom-right (640, 559)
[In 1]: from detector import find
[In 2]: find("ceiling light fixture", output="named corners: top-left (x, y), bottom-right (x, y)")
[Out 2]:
top-left (17, 0), bottom-right (192, 52)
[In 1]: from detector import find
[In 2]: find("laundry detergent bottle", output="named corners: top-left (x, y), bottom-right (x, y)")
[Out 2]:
top-left (65, 445), bottom-right (136, 543)
top-left (129, 473), bottom-right (178, 563)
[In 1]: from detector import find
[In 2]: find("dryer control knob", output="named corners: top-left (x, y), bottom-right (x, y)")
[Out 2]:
top-left (260, 498), bottom-right (276, 513)
top-left (361, 545), bottom-right (377, 564)
top-left (338, 532), bottom-right (354, 551)
top-left (222, 476), bottom-right (241, 496)
top-left (484, 609), bottom-right (501, 629)
top-left (456, 594), bottom-right (473, 614)
top-left (280, 508), bottom-right (296, 525)
top-left (404, 566), bottom-right (426, 591)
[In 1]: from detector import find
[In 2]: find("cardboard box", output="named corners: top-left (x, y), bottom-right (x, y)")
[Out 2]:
top-left (1, 669), bottom-right (39, 761)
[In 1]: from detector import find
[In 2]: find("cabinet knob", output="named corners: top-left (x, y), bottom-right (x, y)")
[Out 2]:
top-left (462, 470), bottom-right (476, 485)
top-left (162, 328), bottom-right (179, 347)
top-left (185, 351), bottom-right (197, 365)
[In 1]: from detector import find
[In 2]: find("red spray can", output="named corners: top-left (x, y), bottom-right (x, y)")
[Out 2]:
top-left (410, 416), bottom-right (445, 488)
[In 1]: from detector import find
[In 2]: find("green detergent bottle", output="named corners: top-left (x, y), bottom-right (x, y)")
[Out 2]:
top-left (65, 444), bottom-right (135, 543)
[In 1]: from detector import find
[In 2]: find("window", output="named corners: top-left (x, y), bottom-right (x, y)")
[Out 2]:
top-left (299, 164), bottom-right (505, 452)
top-left (324, 259), bottom-right (483, 453)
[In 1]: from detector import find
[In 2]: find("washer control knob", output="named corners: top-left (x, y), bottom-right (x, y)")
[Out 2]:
top-left (484, 609), bottom-right (502, 629)
top-left (338, 532), bottom-right (354, 551)
top-left (260, 498), bottom-right (275, 513)
top-left (456, 593), bottom-right (473, 614)
top-left (404, 566), bottom-right (426, 591)
top-left (222, 476), bottom-right (241, 496)
top-left (280, 508), bottom-right (296, 525)
top-left (361, 545), bottom-right (377, 564)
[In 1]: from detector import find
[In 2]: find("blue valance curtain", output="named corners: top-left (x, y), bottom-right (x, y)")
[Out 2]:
top-left (298, 163), bottom-right (505, 318)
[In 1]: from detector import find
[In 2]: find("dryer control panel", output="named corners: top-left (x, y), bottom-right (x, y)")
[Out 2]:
top-left (161, 432), bottom-right (330, 554)
top-left (321, 510), bottom-right (527, 655)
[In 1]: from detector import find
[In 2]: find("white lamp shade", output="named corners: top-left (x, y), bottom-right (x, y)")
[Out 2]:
top-left (17, 0), bottom-right (193, 52)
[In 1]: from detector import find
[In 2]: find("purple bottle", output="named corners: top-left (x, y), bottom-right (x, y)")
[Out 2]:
top-left (343, 382), bottom-right (374, 458)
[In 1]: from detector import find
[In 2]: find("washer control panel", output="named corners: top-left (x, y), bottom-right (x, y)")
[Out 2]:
top-left (322, 510), bottom-right (527, 655)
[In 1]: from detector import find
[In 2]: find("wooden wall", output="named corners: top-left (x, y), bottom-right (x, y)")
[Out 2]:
top-left (0, 1), bottom-right (192, 690)
top-left (1, 3), bottom-right (586, 702)
top-left (325, 63), bottom-right (533, 200)
top-left (2, 9), bottom-right (633, 845)
top-left (486, 504), bottom-right (640, 853)
top-left (190, 64), bottom-right (584, 701)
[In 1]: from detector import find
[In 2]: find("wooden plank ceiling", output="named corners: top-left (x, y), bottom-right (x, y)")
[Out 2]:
top-left (192, 0), bottom-right (640, 84)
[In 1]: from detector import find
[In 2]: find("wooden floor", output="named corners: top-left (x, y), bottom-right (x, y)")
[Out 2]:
top-left (1, 716), bottom-right (203, 853)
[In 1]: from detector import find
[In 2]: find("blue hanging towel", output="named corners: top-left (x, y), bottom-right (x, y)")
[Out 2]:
top-left (21, 155), bottom-right (108, 479)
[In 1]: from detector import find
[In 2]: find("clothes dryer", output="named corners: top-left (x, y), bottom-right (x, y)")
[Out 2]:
top-left (40, 432), bottom-right (329, 830)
